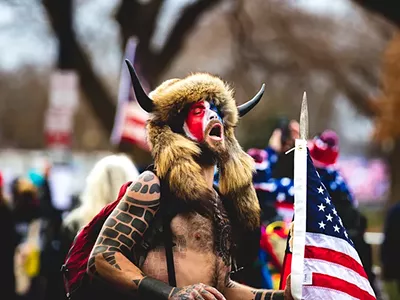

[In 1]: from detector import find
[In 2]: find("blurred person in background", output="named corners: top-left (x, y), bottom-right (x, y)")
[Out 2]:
top-left (247, 118), bottom-right (298, 290)
top-left (11, 177), bottom-right (41, 246)
top-left (62, 153), bottom-right (140, 253)
top-left (29, 163), bottom-right (60, 221)
top-left (308, 130), bottom-right (357, 209)
top-left (29, 163), bottom-right (67, 300)
top-left (57, 154), bottom-right (139, 299)
top-left (381, 202), bottom-right (400, 300)
top-left (0, 171), bottom-right (17, 299)
top-left (249, 118), bottom-right (299, 224)
top-left (308, 130), bottom-right (360, 238)
top-left (11, 176), bottom-right (42, 299)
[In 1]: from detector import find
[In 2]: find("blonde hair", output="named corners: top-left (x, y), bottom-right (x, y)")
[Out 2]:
top-left (63, 154), bottom-right (139, 231)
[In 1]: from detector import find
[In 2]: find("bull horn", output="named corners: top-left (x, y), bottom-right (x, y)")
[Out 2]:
top-left (125, 59), bottom-right (154, 113)
top-left (237, 84), bottom-right (265, 117)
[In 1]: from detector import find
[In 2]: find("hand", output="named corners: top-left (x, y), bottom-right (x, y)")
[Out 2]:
top-left (284, 275), bottom-right (294, 300)
top-left (268, 129), bottom-right (282, 152)
top-left (170, 283), bottom-right (226, 300)
top-left (269, 120), bottom-right (300, 153)
top-left (281, 120), bottom-right (300, 153)
top-left (289, 120), bottom-right (300, 140)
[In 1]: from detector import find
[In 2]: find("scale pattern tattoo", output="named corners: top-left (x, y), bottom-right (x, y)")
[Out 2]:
top-left (88, 171), bottom-right (161, 281)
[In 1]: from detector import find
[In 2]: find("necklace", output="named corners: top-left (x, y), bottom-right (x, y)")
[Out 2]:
top-left (212, 192), bottom-right (232, 266)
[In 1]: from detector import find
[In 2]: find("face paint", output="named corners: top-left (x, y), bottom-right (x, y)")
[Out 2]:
top-left (184, 100), bottom-right (223, 142)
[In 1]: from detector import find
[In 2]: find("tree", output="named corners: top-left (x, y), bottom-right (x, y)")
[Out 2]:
top-left (42, 0), bottom-right (220, 134)
top-left (42, 0), bottom-right (116, 136)
top-left (350, 0), bottom-right (400, 205)
top-left (41, 0), bottom-right (221, 163)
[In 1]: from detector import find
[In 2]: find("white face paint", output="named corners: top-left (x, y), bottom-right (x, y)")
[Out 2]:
top-left (183, 100), bottom-right (222, 142)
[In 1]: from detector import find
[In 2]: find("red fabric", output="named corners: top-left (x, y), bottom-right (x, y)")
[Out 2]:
top-left (120, 103), bottom-right (149, 151)
top-left (275, 202), bottom-right (294, 210)
top-left (247, 148), bottom-right (267, 163)
top-left (305, 245), bottom-right (368, 279)
top-left (279, 252), bottom-right (292, 289)
top-left (309, 130), bottom-right (339, 167)
top-left (260, 228), bottom-right (282, 271)
top-left (63, 181), bottom-right (132, 294)
top-left (313, 273), bottom-right (376, 300)
top-left (0, 171), bottom-right (3, 187)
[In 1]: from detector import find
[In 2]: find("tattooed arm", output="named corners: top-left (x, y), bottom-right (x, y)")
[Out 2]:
top-left (87, 171), bottom-right (225, 300)
top-left (87, 171), bottom-right (173, 297)
top-left (223, 278), bottom-right (293, 300)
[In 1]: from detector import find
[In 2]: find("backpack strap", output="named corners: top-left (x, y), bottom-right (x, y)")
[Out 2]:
top-left (143, 164), bottom-right (177, 287)
top-left (163, 215), bottom-right (176, 287)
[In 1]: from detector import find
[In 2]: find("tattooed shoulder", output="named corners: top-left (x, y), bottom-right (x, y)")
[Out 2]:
top-left (125, 171), bottom-right (161, 205)
top-left (89, 171), bottom-right (161, 269)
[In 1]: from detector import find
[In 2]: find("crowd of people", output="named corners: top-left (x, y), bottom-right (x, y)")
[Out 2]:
top-left (0, 122), bottom-right (397, 299)
top-left (0, 67), bottom-right (398, 299)
top-left (0, 153), bottom-right (140, 300)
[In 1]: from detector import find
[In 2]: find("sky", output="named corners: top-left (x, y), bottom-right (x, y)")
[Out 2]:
top-left (0, 0), bottom-right (57, 71)
top-left (0, 0), bottom-right (121, 74)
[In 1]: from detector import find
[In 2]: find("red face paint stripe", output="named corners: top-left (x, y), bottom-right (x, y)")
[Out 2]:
top-left (185, 101), bottom-right (206, 142)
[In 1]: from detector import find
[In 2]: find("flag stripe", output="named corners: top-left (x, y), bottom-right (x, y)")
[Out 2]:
top-left (275, 202), bottom-right (294, 209)
top-left (254, 160), bottom-right (269, 170)
top-left (305, 232), bottom-right (361, 265)
top-left (125, 117), bottom-right (146, 127)
top-left (110, 37), bottom-right (149, 151)
top-left (253, 182), bottom-right (276, 191)
top-left (280, 150), bottom-right (376, 299)
top-left (312, 273), bottom-right (376, 300)
top-left (303, 286), bottom-right (359, 300)
top-left (304, 259), bottom-right (375, 297)
top-left (305, 245), bottom-right (368, 279)
top-left (303, 285), bottom-right (360, 300)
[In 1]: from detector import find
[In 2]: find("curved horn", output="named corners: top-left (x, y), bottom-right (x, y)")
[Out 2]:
top-left (125, 59), bottom-right (154, 113)
top-left (237, 84), bottom-right (265, 117)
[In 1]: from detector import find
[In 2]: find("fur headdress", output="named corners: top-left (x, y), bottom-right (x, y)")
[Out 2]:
top-left (126, 60), bottom-right (265, 230)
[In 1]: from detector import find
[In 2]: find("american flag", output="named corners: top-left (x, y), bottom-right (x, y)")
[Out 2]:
top-left (110, 37), bottom-right (150, 151)
top-left (280, 145), bottom-right (376, 300)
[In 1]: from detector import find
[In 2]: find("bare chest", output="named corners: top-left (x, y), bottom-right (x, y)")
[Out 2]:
top-left (172, 213), bottom-right (214, 251)
top-left (141, 213), bottom-right (231, 291)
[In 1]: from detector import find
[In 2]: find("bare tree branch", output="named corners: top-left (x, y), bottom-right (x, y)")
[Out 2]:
top-left (115, 0), bottom-right (221, 84)
top-left (229, 0), bottom-right (388, 117)
top-left (42, 0), bottom-right (116, 135)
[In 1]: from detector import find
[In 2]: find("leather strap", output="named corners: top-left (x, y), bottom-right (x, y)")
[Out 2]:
top-left (163, 216), bottom-right (177, 287)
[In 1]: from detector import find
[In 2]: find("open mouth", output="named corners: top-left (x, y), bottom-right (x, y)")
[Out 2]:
top-left (208, 123), bottom-right (223, 141)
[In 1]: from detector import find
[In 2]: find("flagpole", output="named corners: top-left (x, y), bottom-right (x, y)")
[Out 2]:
top-left (291, 92), bottom-right (308, 300)
top-left (110, 37), bottom-right (138, 145)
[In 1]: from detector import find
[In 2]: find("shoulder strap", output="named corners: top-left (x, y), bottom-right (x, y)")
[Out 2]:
top-left (144, 164), bottom-right (177, 287)
top-left (163, 216), bottom-right (176, 287)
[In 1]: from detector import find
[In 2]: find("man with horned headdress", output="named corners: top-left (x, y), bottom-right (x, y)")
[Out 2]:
top-left (87, 60), bottom-right (293, 300)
